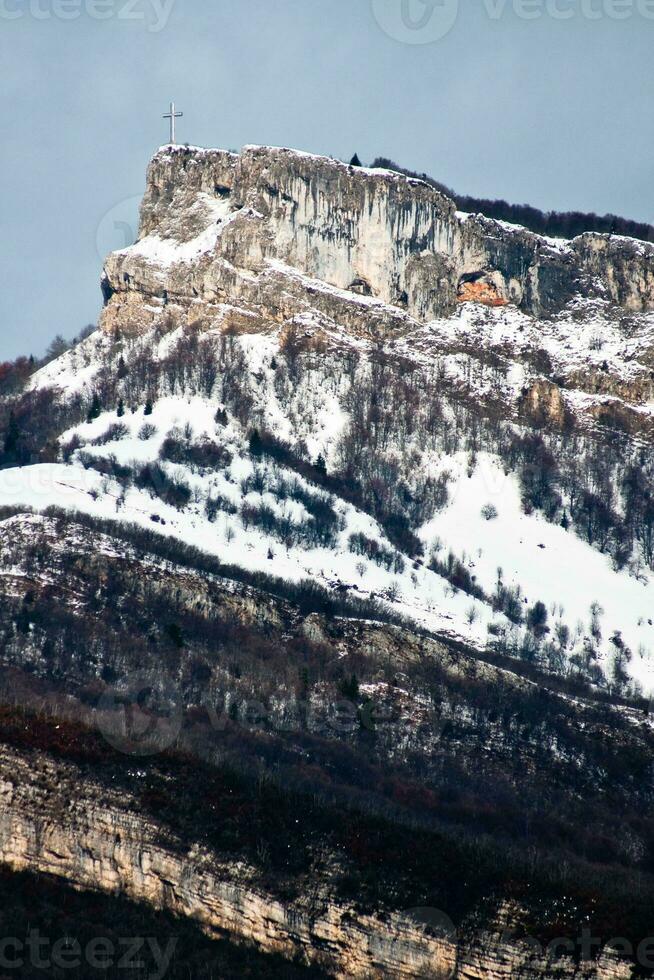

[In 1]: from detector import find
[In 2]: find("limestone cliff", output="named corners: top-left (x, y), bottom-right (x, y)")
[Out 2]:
top-left (100, 144), bottom-right (654, 341)
top-left (0, 742), bottom-right (635, 979)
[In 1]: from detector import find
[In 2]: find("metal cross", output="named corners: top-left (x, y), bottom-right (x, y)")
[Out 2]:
top-left (163, 102), bottom-right (183, 145)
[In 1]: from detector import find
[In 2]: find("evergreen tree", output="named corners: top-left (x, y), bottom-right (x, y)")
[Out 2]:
top-left (144, 399), bottom-right (153, 416)
top-left (86, 393), bottom-right (102, 423)
top-left (117, 398), bottom-right (125, 418)
top-left (339, 673), bottom-right (359, 701)
top-left (526, 600), bottom-right (548, 636)
top-left (350, 153), bottom-right (362, 167)
top-left (3, 411), bottom-right (20, 457)
top-left (166, 623), bottom-right (184, 648)
top-left (249, 429), bottom-right (263, 457)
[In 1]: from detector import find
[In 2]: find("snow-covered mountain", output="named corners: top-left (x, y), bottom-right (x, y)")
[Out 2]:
top-left (5, 143), bottom-right (654, 977)
top-left (4, 143), bottom-right (654, 695)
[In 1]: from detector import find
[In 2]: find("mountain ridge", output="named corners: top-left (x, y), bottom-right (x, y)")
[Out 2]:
top-left (370, 154), bottom-right (654, 245)
top-left (100, 143), bottom-right (654, 342)
top-left (2, 141), bottom-right (654, 976)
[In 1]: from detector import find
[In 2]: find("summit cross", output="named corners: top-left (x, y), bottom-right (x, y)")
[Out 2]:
top-left (163, 102), bottom-right (183, 145)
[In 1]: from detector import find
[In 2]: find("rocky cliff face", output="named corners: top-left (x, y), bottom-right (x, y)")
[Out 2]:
top-left (100, 144), bottom-right (654, 342)
top-left (0, 740), bottom-right (636, 979)
top-left (0, 743), bottom-right (454, 979)
top-left (96, 144), bottom-right (654, 440)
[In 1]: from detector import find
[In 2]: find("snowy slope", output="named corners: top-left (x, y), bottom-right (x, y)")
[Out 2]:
top-left (8, 289), bottom-right (654, 694)
top-left (4, 368), bottom-right (654, 692)
top-left (420, 452), bottom-right (654, 690)
top-left (0, 450), bottom-right (498, 652)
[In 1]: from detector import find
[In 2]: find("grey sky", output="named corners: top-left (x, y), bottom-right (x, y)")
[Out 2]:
top-left (2, 0), bottom-right (653, 359)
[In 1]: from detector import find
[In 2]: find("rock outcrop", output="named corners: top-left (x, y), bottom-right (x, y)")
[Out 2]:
top-left (519, 378), bottom-right (567, 427)
top-left (100, 144), bottom-right (654, 341)
top-left (0, 741), bottom-right (637, 979)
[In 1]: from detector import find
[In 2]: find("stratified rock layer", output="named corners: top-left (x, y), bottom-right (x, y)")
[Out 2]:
top-left (0, 742), bottom-right (635, 979)
top-left (100, 144), bottom-right (654, 341)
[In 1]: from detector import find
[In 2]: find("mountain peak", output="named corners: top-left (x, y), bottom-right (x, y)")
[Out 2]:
top-left (100, 142), bottom-right (654, 349)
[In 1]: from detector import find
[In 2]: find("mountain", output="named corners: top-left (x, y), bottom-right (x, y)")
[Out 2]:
top-left (1, 143), bottom-right (654, 977)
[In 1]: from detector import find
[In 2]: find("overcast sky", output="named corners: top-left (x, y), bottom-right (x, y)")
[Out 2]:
top-left (1, 0), bottom-right (653, 359)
